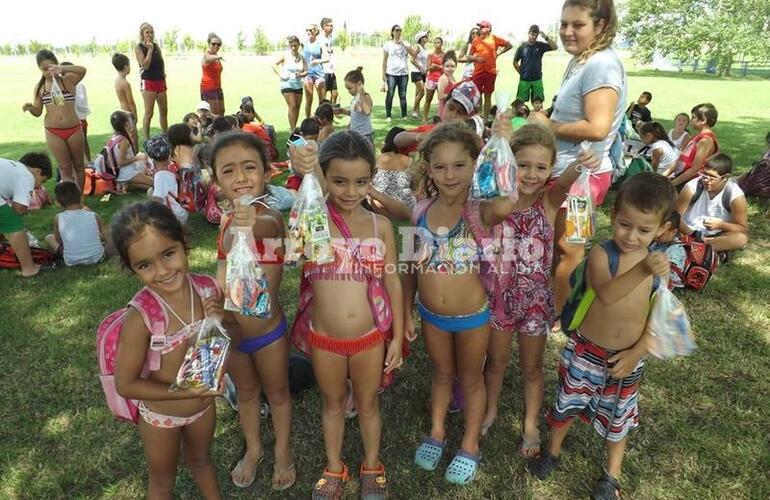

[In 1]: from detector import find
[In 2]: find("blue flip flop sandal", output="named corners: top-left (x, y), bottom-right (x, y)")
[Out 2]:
top-left (444, 449), bottom-right (481, 485)
top-left (414, 436), bottom-right (446, 471)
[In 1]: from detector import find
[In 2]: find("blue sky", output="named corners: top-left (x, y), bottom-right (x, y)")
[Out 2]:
top-left (3, 0), bottom-right (564, 45)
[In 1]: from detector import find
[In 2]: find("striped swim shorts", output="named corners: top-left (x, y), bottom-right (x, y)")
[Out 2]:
top-left (545, 330), bottom-right (645, 442)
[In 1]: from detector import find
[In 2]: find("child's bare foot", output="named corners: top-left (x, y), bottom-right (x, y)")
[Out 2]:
top-left (271, 457), bottom-right (296, 491)
top-left (480, 412), bottom-right (497, 437)
top-left (21, 264), bottom-right (42, 277)
top-left (231, 449), bottom-right (264, 488)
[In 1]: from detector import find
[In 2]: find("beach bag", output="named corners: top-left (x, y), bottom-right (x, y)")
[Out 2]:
top-left (738, 158), bottom-right (770, 199)
top-left (178, 165), bottom-right (207, 213)
top-left (96, 274), bottom-right (218, 423)
top-left (560, 241), bottom-right (660, 333)
top-left (28, 186), bottom-right (51, 210)
top-left (0, 236), bottom-right (55, 269)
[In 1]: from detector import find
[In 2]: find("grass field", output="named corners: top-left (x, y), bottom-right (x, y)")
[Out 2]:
top-left (1, 49), bottom-right (770, 499)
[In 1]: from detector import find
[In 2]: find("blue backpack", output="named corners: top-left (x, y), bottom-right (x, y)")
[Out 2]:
top-left (560, 240), bottom-right (660, 333)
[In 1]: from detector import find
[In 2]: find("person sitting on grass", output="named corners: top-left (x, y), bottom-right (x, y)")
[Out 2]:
top-left (668, 103), bottom-right (719, 188)
top-left (625, 91), bottom-right (652, 130)
top-left (638, 121), bottom-right (679, 173)
top-left (527, 172), bottom-right (677, 500)
top-left (0, 152), bottom-right (52, 277)
top-left (44, 181), bottom-right (109, 266)
top-left (108, 110), bottom-right (153, 193)
top-left (315, 102), bottom-right (335, 143)
top-left (145, 134), bottom-right (189, 224)
top-left (676, 152), bottom-right (748, 254)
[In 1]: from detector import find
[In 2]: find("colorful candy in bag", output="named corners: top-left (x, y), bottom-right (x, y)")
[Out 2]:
top-left (471, 94), bottom-right (518, 199)
top-left (50, 77), bottom-right (65, 106)
top-left (224, 200), bottom-right (271, 317)
top-left (285, 157), bottom-right (333, 264)
top-left (170, 318), bottom-right (231, 392)
top-left (565, 143), bottom-right (596, 244)
top-left (646, 281), bottom-right (696, 359)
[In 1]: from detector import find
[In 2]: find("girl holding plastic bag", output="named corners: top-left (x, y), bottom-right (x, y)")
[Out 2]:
top-left (528, 0), bottom-right (628, 328)
top-left (289, 131), bottom-right (404, 500)
top-left (471, 124), bottom-right (600, 460)
top-left (471, 94), bottom-right (518, 200)
top-left (210, 132), bottom-right (296, 491)
top-left (111, 201), bottom-right (224, 499)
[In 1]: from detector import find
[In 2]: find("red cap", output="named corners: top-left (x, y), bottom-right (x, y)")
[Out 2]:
top-left (477, 20), bottom-right (492, 29)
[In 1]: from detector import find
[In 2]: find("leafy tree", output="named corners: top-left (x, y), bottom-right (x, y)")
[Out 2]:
top-left (253, 29), bottom-right (270, 55)
top-left (622, 0), bottom-right (770, 76)
top-left (182, 34), bottom-right (195, 53)
top-left (337, 24), bottom-right (349, 52)
top-left (236, 30), bottom-right (246, 52)
top-left (162, 27), bottom-right (179, 54)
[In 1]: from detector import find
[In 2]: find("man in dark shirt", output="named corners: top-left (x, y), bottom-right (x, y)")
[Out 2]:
top-left (626, 91), bottom-right (653, 130)
top-left (513, 25), bottom-right (557, 104)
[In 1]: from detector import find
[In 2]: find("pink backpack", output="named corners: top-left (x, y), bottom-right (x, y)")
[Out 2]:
top-left (96, 273), bottom-right (219, 423)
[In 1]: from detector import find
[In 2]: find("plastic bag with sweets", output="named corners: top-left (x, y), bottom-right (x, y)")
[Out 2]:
top-left (471, 93), bottom-right (518, 200)
top-left (170, 318), bottom-right (231, 392)
top-left (646, 279), bottom-right (696, 359)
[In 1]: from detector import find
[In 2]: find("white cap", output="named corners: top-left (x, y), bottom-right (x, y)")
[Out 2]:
top-left (197, 101), bottom-right (211, 112)
top-left (414, 30), bottom-right (429, 43)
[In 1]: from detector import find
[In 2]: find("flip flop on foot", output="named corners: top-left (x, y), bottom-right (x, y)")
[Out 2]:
top-left (231, 452), bottom-right (264, 488)
top-left (272, 462), bottom-right (296, 491)
top-left (518, 429), bottom-right (542, 459)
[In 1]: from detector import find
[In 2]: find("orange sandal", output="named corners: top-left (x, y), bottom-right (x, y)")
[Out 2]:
top-left (312, 463), bottom-right (349, 500)
top-left (359, 463), bottom-right (388, 499)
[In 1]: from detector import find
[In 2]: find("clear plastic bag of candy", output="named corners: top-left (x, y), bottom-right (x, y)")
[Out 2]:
top-left (646, 280), bottom-right (696, 359)
top-left (285, 173), bottom-right (333, 265)
top-left (471, 93), bottom-right (518, 200)
top-left (170, 318), bottom-right (231, 392)
top-left (225, 227), bottom-right (271, 318)
top-left (565, 169), bottom-right (595, 244)
top-left (50, 77), bottom-right (65, 106)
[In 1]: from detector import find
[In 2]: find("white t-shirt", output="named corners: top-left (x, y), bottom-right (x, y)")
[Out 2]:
top-left (682, 178), bottom-right (744, 236)
top-left (153, 170), bottom-right (188, 223)
top-left (410, 45), bottom-right (428, 73)
top-left (383, 40), bottom-right (411, 76)
top-left (0, 158), bottom-right (35, 208)
top-left (650, 140), bottom-right (679, 172)
top-left (550, 48), bottom-right (627, 177)
top-left (321, 35), bottom-right (335, 74)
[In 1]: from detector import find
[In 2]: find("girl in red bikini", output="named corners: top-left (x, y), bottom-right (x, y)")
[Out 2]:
top-left (210, 132), bottom-right (296, 491)
top-left (111, 201), bottom-right (224, 499)
top-left (23, 50), bottom-right (87, 190)
top-left (290, 130), bottom-right (404, 500)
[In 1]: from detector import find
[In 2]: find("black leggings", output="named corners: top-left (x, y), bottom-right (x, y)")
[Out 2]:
top-left (385, 74), bottom-right (408, 118)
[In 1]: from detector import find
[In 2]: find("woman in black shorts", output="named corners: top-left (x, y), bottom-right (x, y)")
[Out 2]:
top-left (273, 36), bottom-right (308, 132)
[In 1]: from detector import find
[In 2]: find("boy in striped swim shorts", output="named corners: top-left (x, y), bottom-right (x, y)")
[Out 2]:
top-left (527, 173), bottom-right (677, 500)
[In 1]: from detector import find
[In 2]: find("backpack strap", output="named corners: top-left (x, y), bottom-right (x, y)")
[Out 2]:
top-left (599, 240), bottom-right (621, 277)
top-left (688, 179), bottom-right (705, 210)
top-left (721, 179), bottom-right (736, 213)
top-left (128, 288), bottom-right (169, 373)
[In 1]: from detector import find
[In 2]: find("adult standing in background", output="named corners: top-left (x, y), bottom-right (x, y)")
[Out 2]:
top-left (201, 32), bottom-right (225, 116)
top-left (528, 0), bottom-right (626, 331)
top-left (134, 22), bottom-right (168, 140)
top-left (469, 20), bottom-right (512, 120)
top-left (409, 30), bottom-right (429, 119)
top-left (302, 24), bottom-right (327, 119)
top-left (381, 24), bottom-right (416, 123)
top-left (22, 50), bottom-right (87, 189)
top-left (514, 25), bottom-right (557, 105)
top-left (273, 36), bottom-right (307, 132)
top-left (458, 27), bottom-right (481, 80)
top-left (320, 18), bottom-right (338, 105)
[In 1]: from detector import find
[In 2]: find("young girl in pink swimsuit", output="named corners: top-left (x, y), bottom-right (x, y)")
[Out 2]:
top-left (469, 124), bottom-right (599, 458)
top-left (111, 201), bottom-right (224, 499)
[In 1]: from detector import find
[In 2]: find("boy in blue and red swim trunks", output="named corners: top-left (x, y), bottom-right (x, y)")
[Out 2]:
top-left (528, 173), bottom-right (677, 500)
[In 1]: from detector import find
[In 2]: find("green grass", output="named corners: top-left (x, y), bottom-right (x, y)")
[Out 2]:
top-left (1, 50), bottom-right (770, 499)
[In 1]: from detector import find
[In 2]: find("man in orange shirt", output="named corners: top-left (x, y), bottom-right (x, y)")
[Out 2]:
top-left (469, 19), bottom-right (512, 120)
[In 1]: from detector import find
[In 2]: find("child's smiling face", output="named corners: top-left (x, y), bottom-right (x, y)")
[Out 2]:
top-left (515, 144), bottom-right (553, 197)
top-left (127, 227), bottom-right (188, 294)
top-left (428, 142), bottom-right (475, 198)
top-left (324, 157), bottom-right (373, 212)
top-left (214, 142), bottom-right (268, 201)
